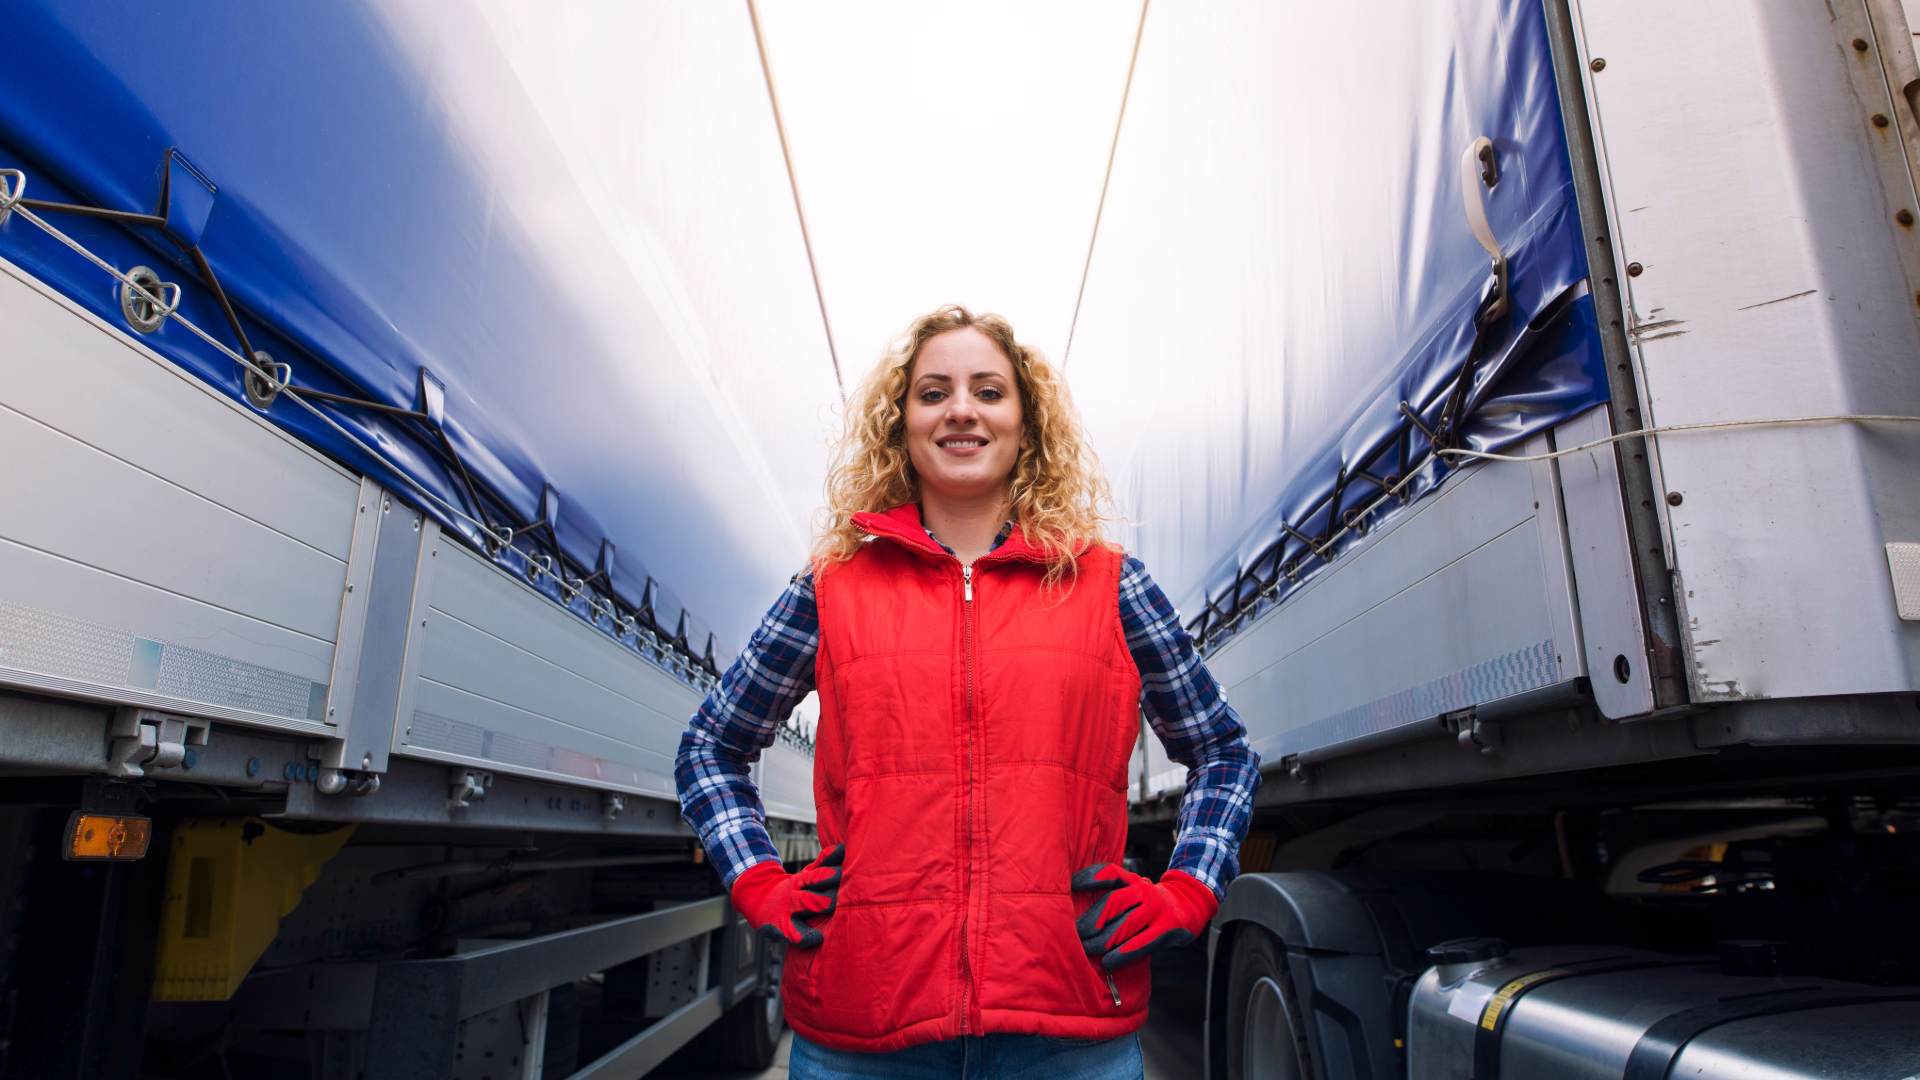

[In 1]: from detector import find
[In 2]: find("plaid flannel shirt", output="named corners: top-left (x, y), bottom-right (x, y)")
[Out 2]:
top-left (674, 526), bottom-right (1262, 898)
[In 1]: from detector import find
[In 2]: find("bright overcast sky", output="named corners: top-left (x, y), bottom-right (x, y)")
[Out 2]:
top-left (389, 0), bottom-right (1286, 642)
top-left (754, 0), bottom-right (1143, 373)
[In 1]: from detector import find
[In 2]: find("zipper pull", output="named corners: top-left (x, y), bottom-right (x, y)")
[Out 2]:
top-left (963, 565), bottom-right (973, 602)
top-left (1105, 972), bottom-right (1121, 1007)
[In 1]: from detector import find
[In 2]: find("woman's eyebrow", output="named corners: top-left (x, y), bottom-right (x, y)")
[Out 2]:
top-left (913, 373), bottom-right (953, 384)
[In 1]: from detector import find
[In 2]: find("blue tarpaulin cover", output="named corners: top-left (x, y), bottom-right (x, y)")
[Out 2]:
top-left (1067, 0), bottom-right (1609, 631)
top-left (0, 1), bottom-right (845, 662)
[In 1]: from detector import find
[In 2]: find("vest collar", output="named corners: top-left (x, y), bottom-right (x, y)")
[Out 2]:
top-left (852, 504), bottom-right (1053, 565)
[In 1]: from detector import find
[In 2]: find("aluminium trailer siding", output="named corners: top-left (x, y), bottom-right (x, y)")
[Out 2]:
top-left (0, 248), bottom-right (815, 821)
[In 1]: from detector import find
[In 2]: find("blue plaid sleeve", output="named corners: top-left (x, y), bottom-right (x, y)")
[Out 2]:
top-left (1119, 555), bottom-right (1262, 898)
top-left (674, 570), bottom-right (820, 886)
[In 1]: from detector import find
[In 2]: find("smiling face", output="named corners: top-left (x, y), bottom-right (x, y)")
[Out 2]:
top-left (902, 327), bottom-right (1026, 506)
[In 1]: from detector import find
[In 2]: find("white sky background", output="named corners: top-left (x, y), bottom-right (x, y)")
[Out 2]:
top-left (370, 0), bottom-right (1159, 647)
top-left (753, 0), bottom-right (1143, 374)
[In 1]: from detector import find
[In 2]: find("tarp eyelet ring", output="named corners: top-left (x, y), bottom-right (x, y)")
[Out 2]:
top-left (243, 350), bottom-right (288, 409)
top-left (120, 266), bottom-right (179, 333)
top-left (0, 169), bottom-right (23, 223)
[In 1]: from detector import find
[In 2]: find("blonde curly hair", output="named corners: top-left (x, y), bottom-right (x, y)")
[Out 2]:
top-left (814, 305), bottom-right (1116, 586)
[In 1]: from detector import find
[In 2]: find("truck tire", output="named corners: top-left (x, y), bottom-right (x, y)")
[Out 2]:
top-left (1225, 926), bottom-right (1313, 1080)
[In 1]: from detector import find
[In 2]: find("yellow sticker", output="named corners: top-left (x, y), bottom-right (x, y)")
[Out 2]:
top-left (1479, 969), bottom-right (1572, 1031)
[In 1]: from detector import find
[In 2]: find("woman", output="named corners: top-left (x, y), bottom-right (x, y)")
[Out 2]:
top-left (676, 305), bottom-right (1259, 1079)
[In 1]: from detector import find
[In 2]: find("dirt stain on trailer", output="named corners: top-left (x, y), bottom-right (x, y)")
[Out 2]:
top-left (1628, 317), bottom-right (1687, 344)
top-left (1687, 615), bottom-right (1758, 701)
top-left (1736, 289), bottom-right (1818, 311)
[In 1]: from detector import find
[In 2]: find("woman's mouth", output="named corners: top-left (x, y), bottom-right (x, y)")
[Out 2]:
top-left (937, 437), bottom-right (986, 453)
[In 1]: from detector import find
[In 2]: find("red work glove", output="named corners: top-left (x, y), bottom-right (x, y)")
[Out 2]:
top-left (1072, 863), bottom-right (1219, 970)
top-left (730, 845), bottom-right (845, 948)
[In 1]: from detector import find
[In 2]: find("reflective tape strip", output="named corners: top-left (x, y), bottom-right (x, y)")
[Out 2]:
top-left (1479, 968), bottom-right (1571, 1030)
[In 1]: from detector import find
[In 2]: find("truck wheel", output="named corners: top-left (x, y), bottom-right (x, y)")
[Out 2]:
top-left (688, 939), bottom-right (785, 1070)
top-left (1225, 926), bottom-right (1312, 1080)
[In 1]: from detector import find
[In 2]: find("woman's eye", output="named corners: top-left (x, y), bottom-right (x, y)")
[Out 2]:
top-left (919, 389), bottom-right (946, 404)
top-left (977, 387), bottom-right (1003, 401)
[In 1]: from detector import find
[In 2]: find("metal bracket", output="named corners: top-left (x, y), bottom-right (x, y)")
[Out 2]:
top-left (602, 792), bottom-right (626, 821)
top-left (107, 707), bottom-right (210, 778)
top-left (447, 768), bottom-right (492, 810)
top-left (316, 768), bottom-right (382, 797)
top-left (1459, 716), bottom-right (1506, 756)
top-left (1442, 706), bottom-right (1506, 755)
top-left (323, 480), bottom-right (438, 776)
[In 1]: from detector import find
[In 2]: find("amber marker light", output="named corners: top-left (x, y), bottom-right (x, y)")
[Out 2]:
top-left (63, 811), bottom-right (152, 861)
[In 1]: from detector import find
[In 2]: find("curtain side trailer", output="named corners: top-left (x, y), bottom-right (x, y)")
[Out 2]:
top-left (0, 243), bottom-right (818, 1075)
top-left (1112, 1), bottom-right (1920, 1076)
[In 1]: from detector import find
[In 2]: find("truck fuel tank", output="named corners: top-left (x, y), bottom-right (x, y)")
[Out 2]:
top-left (1408, 941), bottom-right (1920, 1080)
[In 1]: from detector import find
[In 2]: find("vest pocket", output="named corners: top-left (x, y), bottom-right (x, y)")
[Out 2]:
top-left (784, 933), bottom-right (818, 1000)
top-left (800, 901), bottom-right (955, 1038)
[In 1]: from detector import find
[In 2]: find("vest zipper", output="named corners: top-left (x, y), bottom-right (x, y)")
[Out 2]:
top-left (1106, 971), bottom-right (1121, 1007)
top-left (959, 561), bottom-right (976, 1033)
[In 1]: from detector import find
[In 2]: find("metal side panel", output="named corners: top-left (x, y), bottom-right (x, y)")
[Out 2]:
top-left (755, 741), bottom-right (817, 825)
top-left (1571, 0), bottom-right (1920, 700)
top-left (1209, 436), bottom-right (1580, 766)
top-left (1140, 713), bottom-right (1184, 802)
top-left (1557, 406), bottom-right (1656, 718)
top-left (397, 540), bottom-right (699, 802)
top-left (0, 254), bottom-right (356, 734)
top-left (0, 256), bottom-right (357, 557)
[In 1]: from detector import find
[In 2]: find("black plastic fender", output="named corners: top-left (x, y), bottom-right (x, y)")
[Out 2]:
top-left (1206, 871), bottom-right (1403, 1080)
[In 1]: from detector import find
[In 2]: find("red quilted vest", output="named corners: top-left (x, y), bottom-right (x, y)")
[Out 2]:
top-left (781, 504), bottom-right (1147, 1052)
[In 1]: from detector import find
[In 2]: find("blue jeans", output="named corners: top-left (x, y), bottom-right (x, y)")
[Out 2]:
top-left (790, 1031), bottom-right (1143, 1080)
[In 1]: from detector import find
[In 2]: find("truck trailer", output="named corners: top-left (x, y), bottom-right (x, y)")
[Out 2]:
top-left (1080, 1), bottom-right (1920, 1076)
top-left (0, 4), bottom-right (825, 1077)
top-left (7, 0), bottom-right (1920, 1078)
